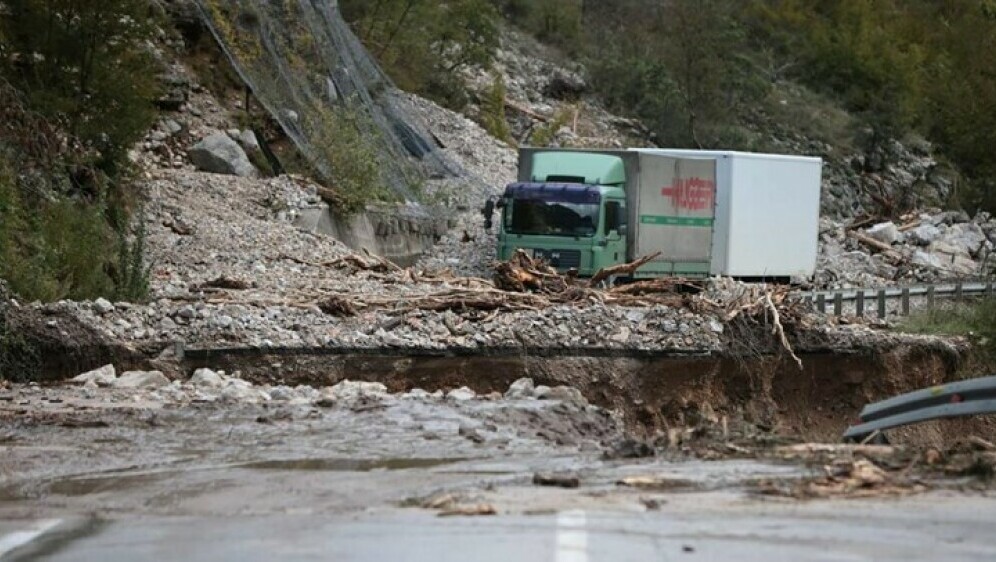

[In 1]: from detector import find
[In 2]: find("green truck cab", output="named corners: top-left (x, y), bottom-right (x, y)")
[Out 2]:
top-left (497, 151), bottom-right (629, 277)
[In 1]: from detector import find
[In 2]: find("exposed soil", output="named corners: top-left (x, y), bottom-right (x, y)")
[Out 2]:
top-left (177, 339), bottom-right (985, 445)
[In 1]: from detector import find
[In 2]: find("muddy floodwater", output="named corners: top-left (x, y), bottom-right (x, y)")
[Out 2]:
top-left (2, 381), bottom-right (996, 561)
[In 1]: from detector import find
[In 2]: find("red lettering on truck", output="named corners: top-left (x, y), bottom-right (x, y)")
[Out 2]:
top-left (660, 178), bottom-right (715, 211)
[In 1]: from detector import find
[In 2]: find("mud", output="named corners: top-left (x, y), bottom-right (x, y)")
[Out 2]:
top-left (181, 341), bottom-right (976, 444)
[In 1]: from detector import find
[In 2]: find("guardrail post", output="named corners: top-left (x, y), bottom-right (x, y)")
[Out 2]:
top-left (816, 293), bottom-right (825, 313)
top-left (855, 291), bottom-right (865, 317)
top-left (987, 282), bottom-right (994, 299)
top-left (877, 289), bottom-right (887, 319)
top-left (901, 288), bottom-right (910, 316)
top-left (834, 292), bottom-right (843, 317)
top-left (927, 285), bottom-right (935, 309)
top-left (956, 282), bottom-right (964, 301)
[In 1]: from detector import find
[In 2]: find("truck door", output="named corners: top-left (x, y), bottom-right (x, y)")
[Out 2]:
top-left (634, 155), bottom-right (717, 277)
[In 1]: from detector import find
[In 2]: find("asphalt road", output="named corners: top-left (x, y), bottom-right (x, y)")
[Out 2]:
top-left (5, 494), bottom-right (996, 561)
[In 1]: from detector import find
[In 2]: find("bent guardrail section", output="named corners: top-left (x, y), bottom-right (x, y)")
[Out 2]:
top-left (843, 375), bottom-right (996, 441)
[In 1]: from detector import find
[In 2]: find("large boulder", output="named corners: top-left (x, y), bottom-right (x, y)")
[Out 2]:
top-left (73, 364), bottom-right (116, 387)
top-left (865, 221), bottom-right (901, 245)
top-left (940, 223), bottom-right (987, 257)
top-left (188, 132), bottom-right (257, 177)
top-left (909, 224), bottom-right (942, 246)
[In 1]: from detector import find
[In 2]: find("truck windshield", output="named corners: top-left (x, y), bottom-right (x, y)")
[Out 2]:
top-left (505, 198), bottom-right (600, 237)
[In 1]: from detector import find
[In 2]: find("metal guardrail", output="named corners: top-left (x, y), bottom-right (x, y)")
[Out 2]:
top-left (843, 375), bottom-right (996, 441)
top-left (801, 280), bottom-right (996, 319)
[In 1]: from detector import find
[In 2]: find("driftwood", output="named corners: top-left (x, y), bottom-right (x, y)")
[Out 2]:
top-left (504, 100), bottom-right (549, 122)
top-left (765, 292), bottom-right (803, 371)
top-left (589, 252), bottom-right (661, 287)
top-left (196, 276), bottom-right (250, 291)
top-left (847, 231), bottom-right (905, 264)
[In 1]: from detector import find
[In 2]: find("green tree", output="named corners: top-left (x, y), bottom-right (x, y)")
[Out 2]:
top-left (0, 0), bottom-right (160, 173)
top-left (341, 0), bottom-right (499, 109)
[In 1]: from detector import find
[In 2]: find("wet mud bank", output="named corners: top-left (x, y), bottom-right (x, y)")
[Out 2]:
top-left (181, 341), bottom-right (967, 441)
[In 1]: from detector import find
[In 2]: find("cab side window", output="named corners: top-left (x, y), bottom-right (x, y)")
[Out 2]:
top-left (604, 201), bottom-right (626, 234)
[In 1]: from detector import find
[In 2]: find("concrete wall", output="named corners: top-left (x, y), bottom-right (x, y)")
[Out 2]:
top-left (294, 204), bottom-right (451, 267)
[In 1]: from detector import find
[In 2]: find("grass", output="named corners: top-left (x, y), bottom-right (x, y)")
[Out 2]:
top-left (897, 300), bottom-right (996, 371)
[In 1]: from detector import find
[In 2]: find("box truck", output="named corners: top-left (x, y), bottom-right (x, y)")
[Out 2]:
top-left (496, 148), bottom-right (823, 281)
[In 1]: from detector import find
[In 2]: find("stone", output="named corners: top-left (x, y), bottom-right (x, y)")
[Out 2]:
top-left (188, 132), bottom-right (257, 177)
top-left (163, 119), bottom-right (183, 136)
top-left (543, 385), bottom-right (587, 406)
top-left (404, 389), bottom-right (434, 400)
top-left (909, 224), bottom-right (941, 246)
top-left (235, 130), bottom-right (261, 154)
top-left (326, 380), bottom-right (389, 401)
top-left (93, 298), bottom-right (115, 315)
top-left (446, 387), bottom-right (476, 401)
top-left (708, 319), bottom-right (725, 334)
top-left (73, 364), bottom-right (116, 387)
top-left (220, 384), bottom-right (266, 403)
top-left (113, 370), bottom-right (170, 389)
top-left (190, 368), bottom-right (225, 388)
top-left (533, 385), bottom-right (552, 399)
top-left (865, 222), bottom-right (900, 245)
top-left (505, 377), bottom-right (535, 399)
top-left (941, 223), bottom-right (987, 257)
top-left (268, 386), bottom-right (295, 401)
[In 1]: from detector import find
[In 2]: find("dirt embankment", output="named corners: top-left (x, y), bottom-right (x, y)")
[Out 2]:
top-left (177, 338), bottom-right (982, 444)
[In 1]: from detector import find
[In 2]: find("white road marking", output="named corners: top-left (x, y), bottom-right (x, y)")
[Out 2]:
top-left (555, 510), bottom-right (588, 562)
top-left (0, 518), bottom-right (64, 558)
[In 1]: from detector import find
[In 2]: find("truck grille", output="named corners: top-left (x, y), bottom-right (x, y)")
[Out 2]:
top-left (533, 249), bottom-right (582, 269)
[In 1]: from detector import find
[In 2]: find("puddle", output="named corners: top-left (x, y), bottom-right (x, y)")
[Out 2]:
top-left (237, 457), bottom-right (464, 472)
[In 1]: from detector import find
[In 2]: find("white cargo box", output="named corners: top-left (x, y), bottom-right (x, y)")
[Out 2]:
top-left (633, 149), bottom-right (823, 279)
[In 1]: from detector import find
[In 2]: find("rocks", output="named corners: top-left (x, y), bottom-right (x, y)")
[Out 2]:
top-left (234, 129), bottom-right (261, 154)
top-left (93, 298), bottom-right (115, 315)
top-left (190, 368), bottom-right (225, 388)
top-left (818, 211), bottom-right (996, 287)
top-left (446, 387), bottom-right (477, 401)
top-left (188, 132), bottom-right (257, 177)
top-left (113, 371), bottom-right (170, 389)
top-left (325, 380), bottom-right (389, 402)
top-left (73, 365), bottom-right (116, 387)
top-left (505, 377), bottom-right (535, 399)
top-left (543, 386), bottom-right (587, 406)
top-left (865, 222), bottom-right (901, 245)
top-left (909, 224), bottom-right (941, 246)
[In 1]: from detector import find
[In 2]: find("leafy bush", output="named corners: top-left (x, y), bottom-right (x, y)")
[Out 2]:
top-left (311, 104), bottom-right (394, 214)
top-left (480, 74), bottom-right (513, 145)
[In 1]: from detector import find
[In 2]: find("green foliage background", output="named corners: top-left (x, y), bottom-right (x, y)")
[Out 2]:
top-left (0, 0), bottom-right (160, 302)
top-left (347, 0), bottom-right (996, 214)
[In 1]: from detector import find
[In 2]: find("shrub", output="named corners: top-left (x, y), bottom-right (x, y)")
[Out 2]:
top-left (310, 104), bottom-right (394, 214)
top-left (480, 74), bottom-right (513, 145)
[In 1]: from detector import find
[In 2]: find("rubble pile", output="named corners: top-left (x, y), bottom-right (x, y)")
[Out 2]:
top-left (56, 368), bottom-right (595, 412)
top-left (818, 210), bottom-right (996, 287)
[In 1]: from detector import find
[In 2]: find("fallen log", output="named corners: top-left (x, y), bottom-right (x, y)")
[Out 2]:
top-left (589, 251), bottom-right (662, 287)
top-left (847, 231), bottom-right (905, 263)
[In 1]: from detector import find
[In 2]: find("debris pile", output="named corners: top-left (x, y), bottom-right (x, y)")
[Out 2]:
top-left (818, 210), bottom-right (996, 287)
